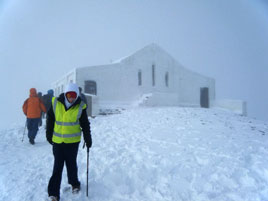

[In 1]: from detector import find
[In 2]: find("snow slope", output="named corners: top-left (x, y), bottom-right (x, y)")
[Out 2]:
top-left (0, 107), bottom-right (268, 201)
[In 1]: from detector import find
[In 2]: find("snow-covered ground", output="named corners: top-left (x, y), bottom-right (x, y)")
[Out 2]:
top-left (1, 107), bottom-right (268, 201)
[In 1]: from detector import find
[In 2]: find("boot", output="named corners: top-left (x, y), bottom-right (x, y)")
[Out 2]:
top-left (49, 196), bottom-right (58, 201)
top-left (29, 138), bottom-right (35, 145)
top-left (72, 185), bottom-right (81, 194)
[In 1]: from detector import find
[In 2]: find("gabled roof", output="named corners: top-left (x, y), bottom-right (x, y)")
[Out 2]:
top-left (77, 43), bottom-right (213, 81)
top-left (112, 43), bottom-right (214, 81)
top-left (112, 43), bottom-right (173, 64)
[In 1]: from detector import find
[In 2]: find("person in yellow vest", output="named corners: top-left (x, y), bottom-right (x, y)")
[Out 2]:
top-left (46, 83), bottom-right (92, 201)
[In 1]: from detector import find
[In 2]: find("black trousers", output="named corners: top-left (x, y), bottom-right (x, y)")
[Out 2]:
top-left (48, 142), bottom-right (80, 199)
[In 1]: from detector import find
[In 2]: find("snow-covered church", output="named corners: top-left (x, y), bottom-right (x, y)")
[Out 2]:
top-left (52, 44), bottom-right (216, 115)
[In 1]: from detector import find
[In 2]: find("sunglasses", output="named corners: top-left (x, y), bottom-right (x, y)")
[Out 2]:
top-left (66, 91), bottom-right (77, 99)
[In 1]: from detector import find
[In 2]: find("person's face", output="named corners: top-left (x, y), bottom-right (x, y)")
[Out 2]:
top-left (66, 92), bottom-right (77, 103)
top-left (67, 96), bottom-right (76, 103)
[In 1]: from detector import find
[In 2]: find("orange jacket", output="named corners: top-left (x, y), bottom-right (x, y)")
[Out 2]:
top-left (22, 88), bottom-right (47, 118)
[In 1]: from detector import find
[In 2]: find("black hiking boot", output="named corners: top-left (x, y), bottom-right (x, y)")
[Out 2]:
top-left (29, 138), bottom-right (35, 145)
top-left (72, 185), bottom-right (81, 194)
top-left (48, 196), bottom-right (59, 201)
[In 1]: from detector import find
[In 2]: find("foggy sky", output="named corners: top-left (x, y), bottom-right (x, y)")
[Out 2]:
top-left (0, 0), bottom-right (268, 128)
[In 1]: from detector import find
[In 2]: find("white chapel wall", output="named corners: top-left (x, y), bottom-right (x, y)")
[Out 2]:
top-left (52, 69), bottom-right (76, 96)
top-left (178, 67), bottom-right (215, 107)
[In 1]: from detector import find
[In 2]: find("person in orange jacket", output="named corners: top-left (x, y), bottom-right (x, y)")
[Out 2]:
top-left (22, 88), bottom-right (46, 144)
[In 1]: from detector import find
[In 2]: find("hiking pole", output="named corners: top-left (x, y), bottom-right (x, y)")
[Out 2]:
top-left (21, 119), bottom-right (27, 142)
top-left (86, 147), bottom-right (90, 197)
top-left (83, 141), bottom-right (90, 197)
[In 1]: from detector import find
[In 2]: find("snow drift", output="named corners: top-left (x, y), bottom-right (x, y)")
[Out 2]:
top-left (0, 107), bottom-right (268, 201)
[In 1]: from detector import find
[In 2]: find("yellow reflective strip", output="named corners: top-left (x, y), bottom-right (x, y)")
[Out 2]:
top-left (53, 98), bottom-right (57, 112)
top-left (55, 121), bottom-right (79, 126)
top-left (77, 103), bottom-right (85, 120)
top-left (53, 132), bottom-right (81, 138)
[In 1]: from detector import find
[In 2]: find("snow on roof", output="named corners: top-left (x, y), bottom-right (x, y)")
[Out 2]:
top-left (112, 43), bottom-right (163, 64)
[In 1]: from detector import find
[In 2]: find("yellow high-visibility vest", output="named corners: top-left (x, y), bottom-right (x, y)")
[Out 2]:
top-left (52, 97), bottom-right (86, 144)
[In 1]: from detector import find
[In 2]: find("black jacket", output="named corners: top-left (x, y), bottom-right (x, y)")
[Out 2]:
top-left (42, 94), bottom-right (53, 111)
top-left (46, 93), bottom-right (92, 146)
top-left (80, 93), bottom-right (88, 108)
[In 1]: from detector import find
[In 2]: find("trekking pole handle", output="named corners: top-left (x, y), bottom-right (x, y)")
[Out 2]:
top-left (83, 141), bottom-right (86, 149)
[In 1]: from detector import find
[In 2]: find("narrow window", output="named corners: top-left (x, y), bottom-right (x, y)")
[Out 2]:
top-left (84, 80), bottom-right (97, 95)
top-left (152, 64), bottom-right (155, 86)
top-left (165, 72), bottom-right (169, 87)
top-left (138, 70), bottom-right (142, 86)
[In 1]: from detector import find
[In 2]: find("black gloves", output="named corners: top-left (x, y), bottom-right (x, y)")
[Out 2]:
top-left (85, 135), bottom-right (92, 148)
top-left (47, 137), bottom-right (53, 145)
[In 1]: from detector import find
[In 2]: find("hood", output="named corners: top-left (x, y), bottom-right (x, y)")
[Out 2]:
top-left (64, 83), bottom-right (80, 108)
top-left (29, 88), bottom-right (37, 97)
top-left (47, 89), bottom-right (54, 96)
top-left (64, 83), bottom-right (79, 97)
